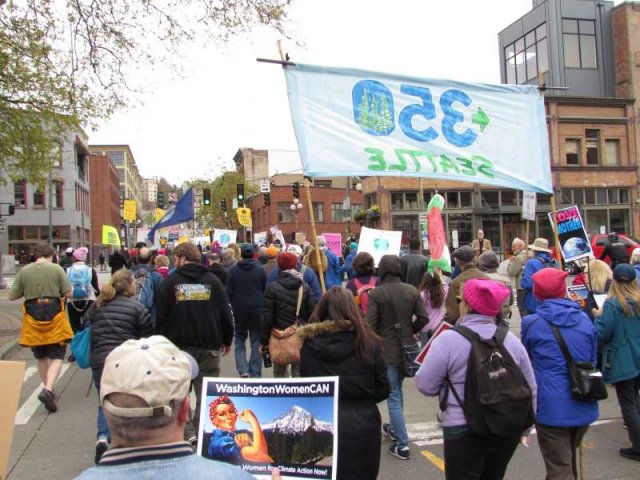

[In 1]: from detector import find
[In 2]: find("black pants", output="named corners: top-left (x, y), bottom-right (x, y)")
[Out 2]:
top-left (444, 431), bottom-right (520, 480)
top-left (615, 376), bottom-right (640, 449)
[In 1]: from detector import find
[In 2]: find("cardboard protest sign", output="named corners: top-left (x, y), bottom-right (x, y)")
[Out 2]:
top-left (415, 322), bottom-right (453, 365)
top-left (357, 226), bottom-right (402, 266)
top-left (254, 232), bottom-right (268, 245)
top-left (213, 229), bottom-right (237, 247)
top-left (322, 233), bottom-right (342, 258)
top-left (198, 377), bottom-right (339, 480)
top-left (0, 361), bottom-right (26, 480)
top-left (548, 205), bottom-right (592, 263)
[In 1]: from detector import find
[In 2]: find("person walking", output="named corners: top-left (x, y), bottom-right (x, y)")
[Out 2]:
top-left (108, 248), bottom-right (126, 275)
top-left (156, 242), bottom-right (234, 447)
top-left (345, 252), bottom-right (379, 316)
top-left (507, 237), bottom-right (527, 317)
top-left (262, 246), bottom-right (280, 278)
top-left (98, 253), bottom-right (106, 272)
top-left (444, 245), bottom-right (489, 323)
top-left (593, 263), bottom-right (640, 461)
top-left (478, 251), bottom-right (513, 321)
top-left (418, 270), bottom-right (448, 345)
top-left (415, 279), bottom-right (537, 480)
top-left (522, 268), bottom-right (599, 478)
top-left (400, 237), bottom-right (428, 288)
top-left (365, 254), bottom-right (428, 460)
top-left (520, 238), bottom-right (558, 315)
top-left (88, 269), bottom-right (154, 463)
top-left (10, 243), bottom-right (73, 413)
top-left (266, 246), bottom-right (322, 302)
top-left (299, 287), bottom-right (390, 479)
top-left (261, 252), bottom-right (316, 378)
top-left (66, 247), bottom-right (100, 334)
top-left (225, 244), bottom-right (266, 378)
top-left (344, 242), bottom-right (358, 280)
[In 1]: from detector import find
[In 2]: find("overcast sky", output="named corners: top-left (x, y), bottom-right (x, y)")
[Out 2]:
top-left (88, 0), bottom-right (622, 184)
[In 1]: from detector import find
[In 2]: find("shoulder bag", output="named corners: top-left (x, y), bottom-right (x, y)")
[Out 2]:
top-left (550, 324), bottom-right (608, 401)
top-left (385, 289), bottom-right (420, 377)
top-left (269, 286), bottom-right (304, 365)
top-left (70, 303), bottom-right (96, 369)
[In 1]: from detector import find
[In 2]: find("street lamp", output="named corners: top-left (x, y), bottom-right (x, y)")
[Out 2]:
top-left (290, 198), bottom-right (303, 231)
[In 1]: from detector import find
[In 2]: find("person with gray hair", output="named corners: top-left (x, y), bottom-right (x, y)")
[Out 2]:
top-left (507, 238), bottom-right (528, 318)
top-left (316, 235), bottom-right (343, 288)
top-left (478, 251), bottom-right (514, 321)
top-left (75, 336), bottom-right (253, 479)
top-left (221, 248), bottom-right (237, 274)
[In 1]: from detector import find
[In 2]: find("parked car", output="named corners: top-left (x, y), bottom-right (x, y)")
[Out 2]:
top-left (590, 233), bottom-right (640, 264)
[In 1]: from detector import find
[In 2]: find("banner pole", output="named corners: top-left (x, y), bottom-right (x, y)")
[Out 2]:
top-left (549, 195), bottom-right (564, 271)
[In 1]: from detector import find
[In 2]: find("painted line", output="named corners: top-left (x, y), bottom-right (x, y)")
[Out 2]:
top-left (421, 450), bottom-right (445, 472)
top-left (22, 366), bottom-right (37, 383)
top-left (14, 364), bottom-right (71, 425)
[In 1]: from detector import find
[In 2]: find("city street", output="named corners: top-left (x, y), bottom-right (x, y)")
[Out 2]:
top-left (1, 278), bottom-right (638, 480)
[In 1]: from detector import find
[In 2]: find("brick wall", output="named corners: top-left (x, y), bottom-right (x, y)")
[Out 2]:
top-left (89, 155), bottom-right (120, 249)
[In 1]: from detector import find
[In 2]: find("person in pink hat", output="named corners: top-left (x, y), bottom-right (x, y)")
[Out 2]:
top-left (415, 279), bottom-right (536, 480)
top-left (66, 246), bottom-right (99, 335)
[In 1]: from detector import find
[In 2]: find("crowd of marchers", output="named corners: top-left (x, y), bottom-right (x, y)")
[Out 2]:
top-left (8, 232), bottom-right (640, 480)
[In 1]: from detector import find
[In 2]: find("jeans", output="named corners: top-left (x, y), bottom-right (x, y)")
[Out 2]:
top-left (234, 318), bottom-right (262, 378)
top-left (184, 349), bottom-right (221, 441)
top-left (615, 375), bottom-right (640, 449)
top-left (386, 365), bottom-right (409, 448)
top-left (536, 424), bottom-right (589, 479)
top-left (92, 369), bottom-right (110, 442)
top-left (443, 431), bottom-right (520, 480)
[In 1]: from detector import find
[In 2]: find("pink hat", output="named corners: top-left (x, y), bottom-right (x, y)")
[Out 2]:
top-left (72, 247), bottom-right (88, 262)
top-left (532, 268), bottom-right (568, 300)
top-left (463, 279), bottom-right (510, 316)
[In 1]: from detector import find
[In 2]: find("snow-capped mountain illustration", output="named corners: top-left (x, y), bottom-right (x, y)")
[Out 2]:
top-left (262, 405), bottom-right (333, 435)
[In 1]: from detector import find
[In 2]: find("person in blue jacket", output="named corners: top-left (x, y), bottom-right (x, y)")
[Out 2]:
top-left (345, 242), bottom-right (358, 280)
top-left (316, 236), bottom-right (344, 288)
top-left (265, 245), bottom-right (322, 301)
top-left (522, 267), bottom-right (599, 478)
top-left (593, 263), bottom-right (640, 462)
top-left (520, 238), bottom-right (558, 315)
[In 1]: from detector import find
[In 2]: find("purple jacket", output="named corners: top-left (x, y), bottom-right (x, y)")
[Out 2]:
top-left (415, 314), bottom-right (537, 428)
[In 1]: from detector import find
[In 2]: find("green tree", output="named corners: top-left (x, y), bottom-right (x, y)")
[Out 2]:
top-left (0, 0), bottom-right (293, 183)
top-left (357, 90), bottom-right (369, 129)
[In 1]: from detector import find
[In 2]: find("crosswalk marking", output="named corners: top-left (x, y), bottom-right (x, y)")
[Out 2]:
top-left (15, 364), bottom-right (71, 425)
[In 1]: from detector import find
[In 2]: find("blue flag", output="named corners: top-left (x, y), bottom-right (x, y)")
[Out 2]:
top-left (148, 188), bottom-right (194, 242)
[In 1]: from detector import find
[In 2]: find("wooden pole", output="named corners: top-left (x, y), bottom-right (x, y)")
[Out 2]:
top-left (549, 195), bottom-right (564, 271)
top-left (525, 220), bottom-right (530, 247)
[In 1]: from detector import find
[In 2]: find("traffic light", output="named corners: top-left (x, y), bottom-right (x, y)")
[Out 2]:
top-left (203, 188), bottom-right (211, 206)
top-left (220, 199), bottom-right (227, 212)
top-left (157, 191), bottom-right (166, 208)
top-left (237, 183), bottom-right (245, 204)
top-left (292, 182), bottom-right (300, 199)
top-left (264, 192), bottom-right (271, 206)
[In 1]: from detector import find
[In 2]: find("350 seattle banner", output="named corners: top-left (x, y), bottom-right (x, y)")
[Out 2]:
top-left (285, 64), bottom-right (552, 193)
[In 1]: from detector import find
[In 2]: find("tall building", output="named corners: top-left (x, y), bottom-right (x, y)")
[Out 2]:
top-left (143, 177), bottom-right (158, 204)
top-left (89, 155), bottom-right (121, 258)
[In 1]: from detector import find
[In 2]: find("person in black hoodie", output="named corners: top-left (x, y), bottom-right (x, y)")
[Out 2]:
top-left (226, 244), bottom-right (267, 378)
top-left (299, 287), bottom-right (390, 480)
top-left (261, 252), bottom-right (316, 378)
top-left (156, 242), bottom-right (234, 446)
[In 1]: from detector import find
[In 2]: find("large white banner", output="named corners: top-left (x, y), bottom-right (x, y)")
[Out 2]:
top-left (285, 64), bottom-right (552, 193)
top-left (357, 226), bottom-right (402, 267)
top-left (213, 229), bottom-right (237, 247)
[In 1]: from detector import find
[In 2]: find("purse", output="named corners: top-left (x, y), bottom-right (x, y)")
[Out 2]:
top-left (386, 290), bottom-right (420, 377)
top-left (70, 303), bottom-right (96, 369)
top-left (550, 325), bottom-right (608, 401)
top-left (269, 286), bottom-right (303, 366)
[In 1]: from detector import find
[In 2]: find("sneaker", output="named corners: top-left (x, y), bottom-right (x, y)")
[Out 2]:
top-left (37, 388), bottom-right (57, 413)
top-left (68, 354), bottom-right (75, 363)
top-left (619, 447), bottom-right (640, 461)
top-left (240, 373), bottom-right (250, 378)
top-left (95, 440), bottom-right (108, 464)
top-left (389, 444), bottom-right (411, 460)
top-left (382, 423), bottom-right (397, 442)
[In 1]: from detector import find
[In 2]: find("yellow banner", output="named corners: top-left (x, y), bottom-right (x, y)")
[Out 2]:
top-left (102, 225), bottom-right (121, 246)
top-left (237, 207), bottom-right (252, 227)
top-left (155, 208), bottom-right (166, 222)
top-left (123, 200), bottom-right (137, 221)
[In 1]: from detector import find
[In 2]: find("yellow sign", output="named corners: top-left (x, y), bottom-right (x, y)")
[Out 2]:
top-left (123, 200), bottom-right (137, 221)
top-left (237, 207), bottom-right (252, 227)
top-left (155, 208), bottom-right (166, 222)
top-left (102, 225), bottom-right (121, 246)
top-left (178, 235), bottom-right (189, 244)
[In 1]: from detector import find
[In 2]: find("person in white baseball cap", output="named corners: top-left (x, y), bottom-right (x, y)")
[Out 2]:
top-left (75, 336), bottom-right (254, 480)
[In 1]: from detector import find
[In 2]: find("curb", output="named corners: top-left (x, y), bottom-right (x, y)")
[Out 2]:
top-left (0, 336), bottom-right (20, 360)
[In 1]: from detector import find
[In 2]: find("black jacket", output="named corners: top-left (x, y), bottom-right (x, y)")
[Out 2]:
top-left (299, 321), bottom-right (389, 480)
top-left (400, 251), bottom-right (428, 288)
top-left (600, 240), bottom-right (629, 267)
top-left (261, 272), bottom-right (316, 345)
top-left (225, 259), bottom-right (267, 309)
top-left (156, 262), bottom-right (234, 350)
top-left (108, 251), bottom-right (126, 274)
top-left (89, 294), bottom-right (154, 370)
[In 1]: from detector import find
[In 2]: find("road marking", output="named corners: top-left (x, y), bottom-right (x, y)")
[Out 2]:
top-left (15, 364), bottom-right (71, 425)
top-left (22, 366), bottom-right (37, 383)
top-left (421, 450), bottom-right (445, 471)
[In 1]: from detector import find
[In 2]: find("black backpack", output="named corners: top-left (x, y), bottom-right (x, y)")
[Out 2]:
top-left (446, 325), bottom-right (534, 436)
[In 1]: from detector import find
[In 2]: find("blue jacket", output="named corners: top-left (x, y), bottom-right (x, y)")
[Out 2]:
top-left (345, 251), bottom-right (357, 279)
top-left (520, 253), bottom-right (557, 313)
top-left (323, 248), bottom-right (344, 288)
top-left (266, 263), bottom-right (322, 301)
top-left (522, 299), bottom-right (599, 427)
top-left (225, 259), bottom-right (266, 309)
top-left (634, 264), bottom-right (640, 290)
top-left (595, 298), bottom-right (640, 384)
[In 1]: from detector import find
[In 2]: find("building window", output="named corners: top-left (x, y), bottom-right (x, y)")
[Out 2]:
top-left (312, 202), bottom-right (324, 222)
top-left (480, 191), bottom-right (499, 208)
top-left (459, 191), bottom-right (472, 207)
top-left (52, 180), bottom-right (63, 208)
top-left (33, 188), bottom-right (45, 208)
top-left (313, 180), bottom-right (332, 188)
top-left (391, 192), bottom-right (404, 210)
top-left (447, 213), bottom-right (473, 246)
top-left (604, 139), bottom-right (620, 166)
top-left (331, 203), bottom-right (349, 222)
top-left (14, 180), bottom-right (27, 207)
top-left (563, 19), bottom-right (597, 69)
top-left (565, 138), bottom-right (581, 165)
top-left (276, 202), bottom-right (294, 223)
top-left (446, 192), bottom-right (459, 208)
top-left (51, 143), bottom-right (62, 167)
top-left (108, 151), bottom-right (125, 166)
top-left (501, 190), bottom-right (518, 206)
top-left (505, 23), bottom-right (548, 84)
top-left (585, 129), bottom-right (599, 165)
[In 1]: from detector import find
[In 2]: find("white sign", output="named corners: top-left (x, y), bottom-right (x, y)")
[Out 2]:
top-left (260, 179), bottom-right (271, 193)
top-left (522, 191), bottom-right (537, 222)
top-left (212, 229), bottom-right (237, 247)
top-left (357, 226), bottom-right (402, 266)
top-left (0, 218), bottom-right (6, 234)
top-left (451, 230), bottom-right (459, 249)
top-left (599, 225), bottom-right (606, 235)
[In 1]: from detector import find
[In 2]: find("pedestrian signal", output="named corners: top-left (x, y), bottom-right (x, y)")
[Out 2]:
top-left (264, 193), bottom-right (271, 206)
top-left (292, 182), bottom-right (300, 199)
top-left (203, 188), bottom-right (211, 206)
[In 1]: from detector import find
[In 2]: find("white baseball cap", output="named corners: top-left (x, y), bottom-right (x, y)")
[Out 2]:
top-left (287, 244), bottom-right (303, 256)
top-left (100, 336), bottom-right (198, 418)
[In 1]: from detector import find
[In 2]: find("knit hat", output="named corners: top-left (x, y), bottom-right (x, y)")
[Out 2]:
top-left (72, 247), bottom-right (88, 262)
top-left (532, 268), bottom-right (568, 300)
top-left (240, 244), bottom-right (254, 259)
top-left (100, 336), bottom-right (198, 418)
top-left (266, 246), bottom-right (279, 259)
top-left (613, 263), bottom-right (636, 283)
top-left (277, 252), bottom-right (298, 271)
top-left (349, 242), bottom-right (358, 252)
top-left (463, 279), bottom-right (510, 316)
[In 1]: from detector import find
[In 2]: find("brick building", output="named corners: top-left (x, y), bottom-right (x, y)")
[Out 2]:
top-left (88, 155), bottom-right (121, 258)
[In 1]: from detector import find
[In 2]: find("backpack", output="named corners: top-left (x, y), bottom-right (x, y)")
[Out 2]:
top-left (134, 269), bottom-right (155, 310)
top-left (68, 265), bottom-right (92, 301)
top-left (446, 325), bottom-right (534, 437)
top-left (354, 277), bottom-right (376, 315)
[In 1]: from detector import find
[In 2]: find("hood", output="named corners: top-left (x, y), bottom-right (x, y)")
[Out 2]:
top-left (177, 262), bottom-right (210, 280)
top-left (536, 298), bottom-right (586, 327)
top-left (277, 271), bottom-right (303, 289)
top-left (298, 321), bottom-right (354, 363)
top-left (378, 255), bottom-right (401, 280)
top-left (237, 259), bottom-right (256, 270)
top-left (535, 252), bottom-right (554, 262)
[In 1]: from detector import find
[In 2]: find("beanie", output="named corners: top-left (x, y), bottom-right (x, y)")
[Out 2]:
top-left (463, 279), bottom-right (510, 316)
top-left (532, 268), bottom-right (568, 300)
top-left (277, 252), bottom-right (298, 271)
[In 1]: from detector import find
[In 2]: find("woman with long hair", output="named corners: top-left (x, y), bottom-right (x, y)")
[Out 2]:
top-left (88, 269), bottom-right (154, 463)
top-left (345, 252), bottom-right (379, 316)
top-left (573, 258), bottom-right (612, 294)
top-left (299, 287), bottom-right (389, 479)
top-left (418, 270), bottom-right (449, 345)
top-left (594, 264), bottom-right (640, 461)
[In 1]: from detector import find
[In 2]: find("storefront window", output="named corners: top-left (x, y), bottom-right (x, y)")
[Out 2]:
top-left (460, 191), bottom-right (472, 207)
top-left (481, 191), bottom-right (499, 208)
top-left (481, 217), bottom-right (501, 250)
top-left (447, 213), bottom-right (472, 246)
top-left (501, 190), bottom-right (518, 206)
top-left (392, 215), bottom-right (419, 242)
top-left (446, 192), bottom-right (458, 208)
top-left (609, 209), bottom-right (630, 234)
top-left (586, 210), bottom-right (607, 237)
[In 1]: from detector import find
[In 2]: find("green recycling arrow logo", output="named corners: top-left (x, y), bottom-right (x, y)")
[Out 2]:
top-left (472, 107), bottom-right (490, 133)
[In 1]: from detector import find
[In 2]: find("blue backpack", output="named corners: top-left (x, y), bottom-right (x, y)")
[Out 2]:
top-left (134, 269), bottom-right (154, 310)
top-left (68, 265), bottom-right (92, 300)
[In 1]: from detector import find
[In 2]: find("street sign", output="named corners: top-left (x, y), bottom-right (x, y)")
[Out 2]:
top-left (0, 218), bottom-right (6, 233)
top-left (260, 179), bottom-right (271, 193)
top-left (522, 191), bottom-right (537, 222)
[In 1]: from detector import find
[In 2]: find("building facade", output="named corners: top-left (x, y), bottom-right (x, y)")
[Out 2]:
top-left (143, 177), bottom-right (158, 204)
top-left (1, 131), bottom-right (92, 264)
top-left (88, 155), bottom-right (121, 258)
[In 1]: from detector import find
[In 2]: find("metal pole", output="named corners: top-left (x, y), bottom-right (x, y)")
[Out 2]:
top-left (0, 215), bottom-right (5, 289)
top-left (48, 171), bottom-right (53, 243)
